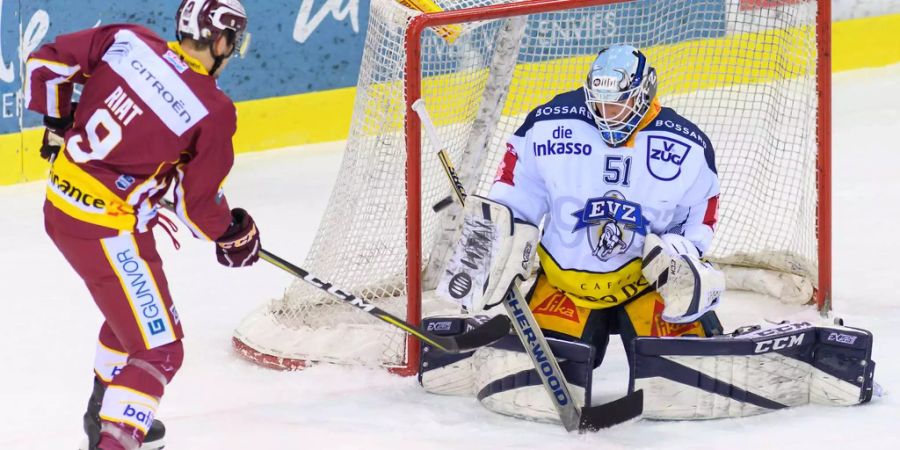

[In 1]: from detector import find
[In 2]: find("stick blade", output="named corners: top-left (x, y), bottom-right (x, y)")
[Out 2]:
top-left (579, 389), bottom-right (643, 432)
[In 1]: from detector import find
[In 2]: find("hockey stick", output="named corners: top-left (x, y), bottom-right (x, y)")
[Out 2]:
top-left (158, 199), bottom-right (511, 354)
top-left (412, 99), bottom-right (643, 432)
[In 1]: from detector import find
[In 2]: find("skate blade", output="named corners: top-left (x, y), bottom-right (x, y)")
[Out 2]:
top-left (141, 438), bottom-right (166, 449)
top-left (78, 437), bottom-right (165, 449)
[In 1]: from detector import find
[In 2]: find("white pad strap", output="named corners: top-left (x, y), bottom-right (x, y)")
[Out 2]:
top-left (436, 195), bottom-right (538, 312)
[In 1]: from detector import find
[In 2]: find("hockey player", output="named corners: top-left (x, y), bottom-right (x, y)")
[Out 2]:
top-left (26, 1), bottom-right (256, 448)
top-left (423, 44), bottom-right (875, 423)
top-left (424, 44), bottom-right (725, 420)
top-left (486, 44), bottom-right (725, 340)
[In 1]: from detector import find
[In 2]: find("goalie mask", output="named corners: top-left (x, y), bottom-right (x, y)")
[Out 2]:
top-left (584, 45), bottom-right (657, 147)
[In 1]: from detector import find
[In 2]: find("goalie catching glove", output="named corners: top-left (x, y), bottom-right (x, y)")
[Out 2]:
top-left (436, 195), bottom-right (539, 312)
top-left (641, 233), bottom-right (724, 323)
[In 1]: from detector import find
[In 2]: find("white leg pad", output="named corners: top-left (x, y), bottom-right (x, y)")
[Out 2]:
top-left (472, 346), bottom-right (587, 424)
top-left (633, 321), bottom-right (876, 420)
top-left (420, 354), bottom-right (476, 397)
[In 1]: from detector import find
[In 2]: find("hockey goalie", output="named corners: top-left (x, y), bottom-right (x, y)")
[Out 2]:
top-left (418, 44), bottom-right (877, 425)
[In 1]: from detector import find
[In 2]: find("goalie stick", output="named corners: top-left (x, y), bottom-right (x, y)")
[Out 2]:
top-left (412, 98), bottom-right (643, 432)
top-left (158, 199), bottom-right (511, 355)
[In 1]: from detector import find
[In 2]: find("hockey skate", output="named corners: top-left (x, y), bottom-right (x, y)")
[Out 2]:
top-left (78, 419), bottom-right (165, 450)
top-left (79, 377), bottom-right (166, 449)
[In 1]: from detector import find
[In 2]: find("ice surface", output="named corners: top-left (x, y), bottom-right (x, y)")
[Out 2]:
top-left (2, 66), bottom-right (899, 449)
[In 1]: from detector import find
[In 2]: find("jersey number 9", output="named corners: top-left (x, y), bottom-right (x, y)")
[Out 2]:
top-left (66, 109), bottom-right (123, 163)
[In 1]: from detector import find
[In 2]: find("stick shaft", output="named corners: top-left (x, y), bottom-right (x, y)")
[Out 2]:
top-left (412, 98), bottom-right (582, 431)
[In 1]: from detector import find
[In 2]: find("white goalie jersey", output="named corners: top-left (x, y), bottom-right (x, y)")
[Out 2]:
top-left (488, 88), bottom-right (720, 310)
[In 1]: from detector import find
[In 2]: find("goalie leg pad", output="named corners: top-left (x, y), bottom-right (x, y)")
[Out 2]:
top-left (418, 315), bottom-right (490, 396)
top-left (810, 325), bottom-right (876, 406)
top-left (473, 335), bottom-right (595, 424)
top-left (631, 321), bottom-right (876, 420)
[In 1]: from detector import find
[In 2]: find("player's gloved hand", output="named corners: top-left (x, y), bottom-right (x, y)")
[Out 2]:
top-left (642, 233), bottom-right (724, 323)
top-left (41, 103), bottom-right (77, 161)
top-left (215, 208), bottom-right (261, 268)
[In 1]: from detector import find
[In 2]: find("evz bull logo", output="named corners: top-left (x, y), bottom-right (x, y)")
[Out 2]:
top-left (571, 192), bottom-right (647, 261)
top-left (647, 136), bottom-right (690, 181)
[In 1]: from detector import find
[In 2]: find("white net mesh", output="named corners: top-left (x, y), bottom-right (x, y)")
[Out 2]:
top-left (234, 0), bottom-right (822, 371)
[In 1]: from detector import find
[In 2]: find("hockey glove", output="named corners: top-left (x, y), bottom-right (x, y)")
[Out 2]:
top-left (641, 233), bottom-right (724, 323)
top-left (215, 208), bottom-right (260, 268)
top-left (436, 195), bottom-right (539, 312)
top-left (41, 103), bottom-right (77, 161)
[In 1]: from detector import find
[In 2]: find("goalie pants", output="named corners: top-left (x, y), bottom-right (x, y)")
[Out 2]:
top-left (46, 213), bottom-right (184, 447)
top-left (525, 272), bottom-right (722, 368)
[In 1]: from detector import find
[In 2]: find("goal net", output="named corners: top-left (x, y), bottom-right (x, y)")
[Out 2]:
top-left (233, 0), bottom-right (828, 375)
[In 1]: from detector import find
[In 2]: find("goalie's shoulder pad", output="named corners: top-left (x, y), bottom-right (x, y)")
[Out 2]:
top-left (632, 320), bottom-right (876, 420)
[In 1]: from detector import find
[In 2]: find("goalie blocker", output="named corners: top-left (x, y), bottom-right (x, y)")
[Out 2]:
top-left (633, 320), bottom-right (877, 419)
top-left (435, 195), bottom-right (539, 313)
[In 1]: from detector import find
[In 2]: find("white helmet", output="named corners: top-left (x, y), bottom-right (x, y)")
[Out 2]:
top-left (176, 0), bottom-right (249, 59)
top-left (584, 45), bottom-right (658, 147)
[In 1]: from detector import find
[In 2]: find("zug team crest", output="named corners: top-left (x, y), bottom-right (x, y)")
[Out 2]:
top-left (647, 136), bottom-right (690, 181)
top-left (571, 191), bottom-right (648, 261)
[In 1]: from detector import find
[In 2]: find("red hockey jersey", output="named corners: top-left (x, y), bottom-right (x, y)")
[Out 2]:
top-left (26, 24), bottom-right (236, 240)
